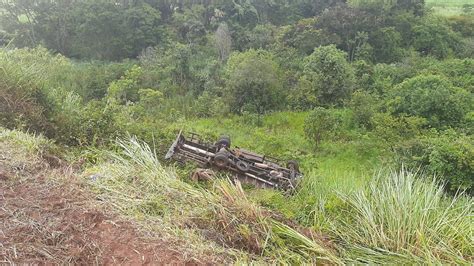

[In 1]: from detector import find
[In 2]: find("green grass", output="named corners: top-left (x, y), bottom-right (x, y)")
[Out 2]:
top-left (0, 127), bottom-right (51, 155)
top-left (334, 169), bottom-right (473, 264)
top-left (170, 111), bottom-right (385, 226)
top-left (426, 0), bottom-right (473, 16)
top-left (173, 111), bottom-right (382, 177)
top-left (4, 125), bottom-right (469, 264)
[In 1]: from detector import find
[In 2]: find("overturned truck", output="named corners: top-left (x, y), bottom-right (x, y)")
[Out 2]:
top-left (165, 131), bottom-right (303, 191)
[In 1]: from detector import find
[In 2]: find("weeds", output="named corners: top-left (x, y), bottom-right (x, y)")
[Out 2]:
top-left (333, 169), bottom-right (473, 264)
top-left (0, 127), bottom-right (51, 155)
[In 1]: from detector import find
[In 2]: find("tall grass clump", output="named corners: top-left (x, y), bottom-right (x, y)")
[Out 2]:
top-left (334, 169), bottom-right (473, 264)
top-left (0, 127), bottom-right (52, 155)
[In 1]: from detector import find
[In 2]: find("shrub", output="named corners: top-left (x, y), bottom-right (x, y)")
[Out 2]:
top-left (412, 16), bottom-right (463, 58)
top-left (423, 58), bottom-right (474, 93)
top-left (287, 75), bottom-right (318, 110)
top-left (387, 74), bottom-right (472, 129)
top-left (0, 48), bottom-right (63, 133)
top-left (349, 90), bottom-right (379, 129)
top-left (304, 107), bottom-right (342, 147)
top-left (50, 96), bottom-right (117, 146)
top-left (372, 113), bottom-right (426, 144)
top-left (193, 91), bottom-right (228, 118)
top-left (448, 15), bottom-right (474, 37)
top-left (107, 65), bottom-right (142, 105)
top-left (52, 61), bottom-right (132, 101)
top-left (396, 130), bottom-right (473, 194)
top-left (370, 27), bottom-right (404, 63)
top-left (225, 49), bottom-right (283, 115)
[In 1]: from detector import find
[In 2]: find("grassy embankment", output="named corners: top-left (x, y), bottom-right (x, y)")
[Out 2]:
top-left (2, 124), bottom-right (472, 264)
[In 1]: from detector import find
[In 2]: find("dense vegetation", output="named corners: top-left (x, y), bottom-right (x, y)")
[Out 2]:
top-left (1, 0), bottom-right (473, 263)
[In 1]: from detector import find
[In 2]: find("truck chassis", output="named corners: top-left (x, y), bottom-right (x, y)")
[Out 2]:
top-left (165, 131), bottom-right (302, 191)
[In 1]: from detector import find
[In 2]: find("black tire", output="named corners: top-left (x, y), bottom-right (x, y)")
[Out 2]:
top-left (214, 151), bottom-right (229, 168)
top-left (235, 160), bottom-right (250, 172)
top-left (287, 160), bottom-right (300, 172)
top-left (216, 135), bottom-right (231, 148)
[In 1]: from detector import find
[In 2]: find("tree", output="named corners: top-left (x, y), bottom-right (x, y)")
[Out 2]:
top-left (245, 23), bottom-right (276, 50)
top-left (412, 16), bottom-right (463, 59)
top-left (107, 65), bottom-right (142, 105)
top-left (0, 1), bottom-right (163, 60)
top-left (395, 0), bottom-right (425, 16)
top-left (370, 27), bottom-right (404, 63)
top-left (215, 22), bottom-right (232, 62)
top-left (316, 4), bottom-right (377, 58)
top-left (397, 130), bottom-right (474, 194)
top-left (172, 5), bottom-right (207, 45)
top-left (295, 0), bottom-right (346, 17)
top-left (303, 45), bottom-right (354, 106)
top-left (225, 49), bottom-right (283, 116)
top-left (0, 0), bottom-right (39, 47)
top-left (278, 18), bottom-right (341, 55)
top-left (387, 74), bottom-right (472, 129)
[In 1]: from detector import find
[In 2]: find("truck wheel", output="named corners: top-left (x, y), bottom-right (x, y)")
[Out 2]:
top-left (236, 160), bottom-right (250, 172)
top-left (216, 135), bottom-right (231, 148)
top-left (287, 160), bottom-right (300, 172)
top-left (214, 151), bottom-right (229, 168)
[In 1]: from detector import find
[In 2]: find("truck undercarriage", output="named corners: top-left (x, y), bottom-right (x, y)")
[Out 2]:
top-left (165, 131), bottom-right (302, 191)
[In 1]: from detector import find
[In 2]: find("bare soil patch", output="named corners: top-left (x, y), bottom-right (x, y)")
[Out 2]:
top-left (0, 161), bottom-right (205, 264)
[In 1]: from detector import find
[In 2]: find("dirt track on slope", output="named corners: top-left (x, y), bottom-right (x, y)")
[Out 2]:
top-left (0, 159), bottom-right (206, 265)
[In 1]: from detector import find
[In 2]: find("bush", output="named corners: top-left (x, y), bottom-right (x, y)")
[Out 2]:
top-left (387, 74), bottom-right (472, 129)
top-left (412, 16), bottom-right (463, 58)
top-left (107, 65), bottom-right (142, 105)
top-left (0, 47), bottom-right (65, 133)
top-left (349, 90), bottom-right (379, 129)
top-left (52, 61), bottom-right (132, 101)
top-left (372, 113), bottom-right (426, 144)
top-left (304, 107), bottom-right (342, 147)
top-left (396, 130), bottom-right (473, 194)
top-left (193, 91), bottom-right (228, 118)
top-left (287, 76), bottom-right (318, 110)
top-left (370, 27), bottom-right (404, 63)
top-left (0, 48), bottom-right (122, 146)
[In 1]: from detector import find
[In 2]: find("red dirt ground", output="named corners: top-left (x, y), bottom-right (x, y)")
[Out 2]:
top-left (0, 165), bottom-right (204, 265)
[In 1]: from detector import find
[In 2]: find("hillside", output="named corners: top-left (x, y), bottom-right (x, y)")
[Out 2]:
top-left (1, 127), bottom-right (472, 264)
top-left (0, 0), bottom-right (473, 264)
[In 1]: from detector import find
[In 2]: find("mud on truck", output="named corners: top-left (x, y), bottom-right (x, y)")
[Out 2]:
top-left (165, 131), bottom-right (303, 191)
